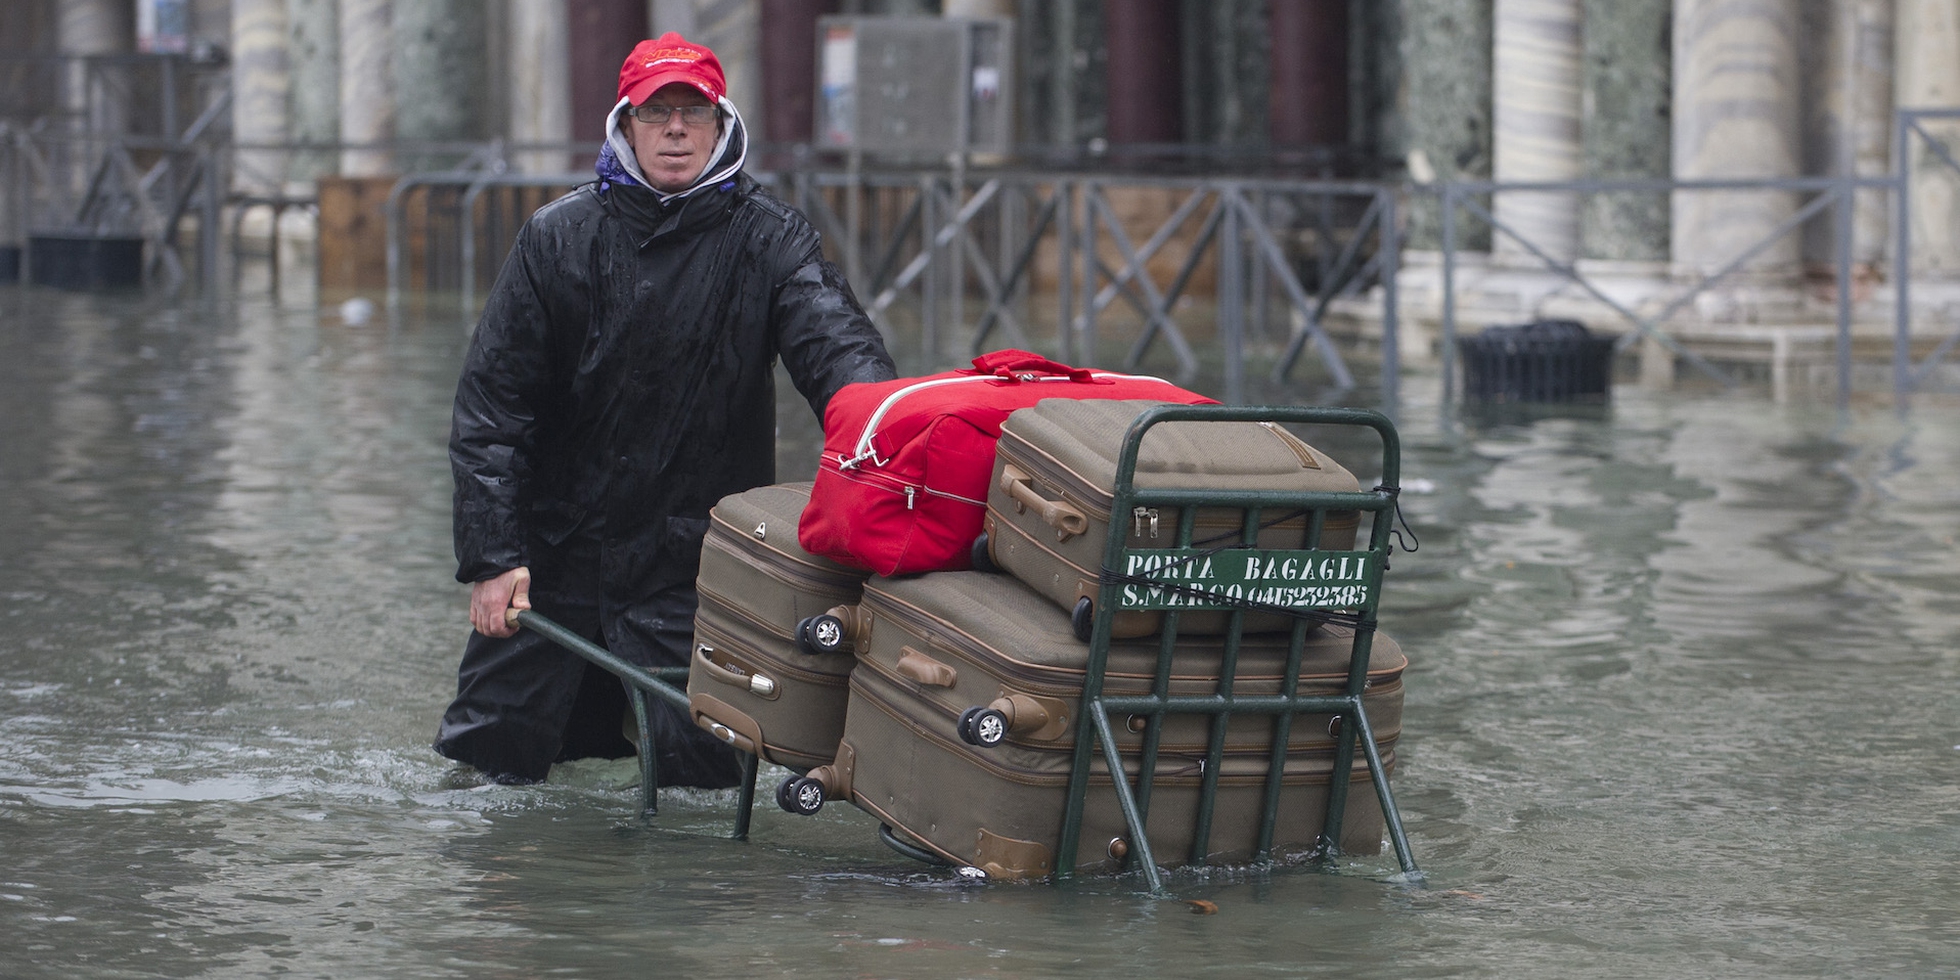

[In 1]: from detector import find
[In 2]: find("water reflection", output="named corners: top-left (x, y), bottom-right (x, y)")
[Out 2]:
top-left (1, 286), bottom-right (1958, 978)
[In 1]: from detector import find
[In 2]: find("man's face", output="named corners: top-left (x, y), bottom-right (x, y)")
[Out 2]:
top-left (627, 82), bottom-right (719, 194)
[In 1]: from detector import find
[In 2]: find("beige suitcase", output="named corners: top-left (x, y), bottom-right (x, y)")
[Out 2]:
top-left (784, 571), bottom-right (1403, 878)
top-left (981, 399), bottom-right (1361, 639)
top-left (686, 483), bottom-right (870, 770)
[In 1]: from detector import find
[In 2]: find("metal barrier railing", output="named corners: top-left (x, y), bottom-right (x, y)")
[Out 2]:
top-left (4, 123), bottom-right (228, 294)
top-left (1895, 107), bottom-right (1960, 400)
top-left (12, 111), bottom-right (1960, 409)
top-left (1429, 173), bottom-right (1896, 408)
top-left (395, 163), bottom-right (1402, 405)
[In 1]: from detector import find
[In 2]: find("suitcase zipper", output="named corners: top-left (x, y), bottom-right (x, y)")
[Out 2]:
top-left (839, 372), bottom-right (1178, 470)
top-left (692, 613), bottom-right (852, 687)
top-left (864, 588), bottom-right (1403, 697)
top-left (705, 520), bottom-right (866, 599)
top-left (854, 648), bottom-right (1397, 753)
top-left (851, 668), bottom-right (1377, 787)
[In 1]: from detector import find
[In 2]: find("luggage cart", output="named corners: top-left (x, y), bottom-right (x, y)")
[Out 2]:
top-left (1057, 404), bottom-right (1419, 895)
top-left (503, 402), bottom-right (1418, 895)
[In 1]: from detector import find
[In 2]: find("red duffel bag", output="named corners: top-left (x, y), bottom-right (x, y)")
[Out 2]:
top-left (798, 349), bottom-right (1214, 575)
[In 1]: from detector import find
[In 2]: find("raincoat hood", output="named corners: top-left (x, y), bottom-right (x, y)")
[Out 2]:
top-left (596, 96), bottom-right (747, 203)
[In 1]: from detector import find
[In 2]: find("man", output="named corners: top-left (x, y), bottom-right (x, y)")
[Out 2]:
top-left (437, 33), bottom-right (896, 786)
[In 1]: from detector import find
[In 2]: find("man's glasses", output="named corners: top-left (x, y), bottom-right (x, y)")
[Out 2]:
top-left (632, 103), bottom-right (718, 126)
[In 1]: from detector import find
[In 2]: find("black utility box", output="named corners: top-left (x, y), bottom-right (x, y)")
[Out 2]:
top-left (1458, 320), bottom-right (1617, 403)
top-left (28, 234), bottom-right (144, 290)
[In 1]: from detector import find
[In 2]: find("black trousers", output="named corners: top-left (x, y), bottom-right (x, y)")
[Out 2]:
top-left (432, 583), bottom-right (741, 787)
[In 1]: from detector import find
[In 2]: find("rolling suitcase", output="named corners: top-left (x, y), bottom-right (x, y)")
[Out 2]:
top-left (687, 483), bottom-right (870, 770)
top-left (981, 399), bottom-right (1363, 639)
top-left (786, 571), bottom-right (1403, 878)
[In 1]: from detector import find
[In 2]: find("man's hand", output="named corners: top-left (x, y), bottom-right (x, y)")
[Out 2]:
top-left (471, 566), bottom-right (532, 638)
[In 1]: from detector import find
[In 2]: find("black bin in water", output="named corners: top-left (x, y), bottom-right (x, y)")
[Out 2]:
top-left (1458, 320), bottom-right (1617, 403)
top-left (28, 234), bottom-right (145, 290)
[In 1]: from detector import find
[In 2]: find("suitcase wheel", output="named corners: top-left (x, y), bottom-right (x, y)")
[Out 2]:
top-left (776, 774), bottom-right (826, 815)
top-left (796, 613), bottom-right (848, 656)
top-left (1070, 597), bottom-right (1094, 643)
top-left (957, 705), bottom-right (1009, 748)
top-left (969, 533), bottom-right (1000, 573)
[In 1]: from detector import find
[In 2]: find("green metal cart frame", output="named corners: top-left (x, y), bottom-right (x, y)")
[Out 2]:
top-left (1056, 403), bottom-right (1419, 895)
top-left (509, 610), bottom-right (762, 839)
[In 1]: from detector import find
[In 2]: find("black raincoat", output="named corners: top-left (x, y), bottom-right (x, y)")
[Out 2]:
top-left (438, 99), bottom-right (894, 784)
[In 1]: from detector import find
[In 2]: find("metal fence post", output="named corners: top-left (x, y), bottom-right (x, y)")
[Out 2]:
top-left (199, 142), bottom-right (219, 297)
top-left (1056, 179), bottom-right (1074, 361)
top-left (1080, 181), bottom-right (1099, 360)
top-left (1896, 112), bottom-right (1915, 407)
top-left (1220, 184), bottom-right (1244, 404)
top-left (1440, 184), bottom-right (1458, 406)
top-left (922, 173), bottom-right (939, 367)
top-left (1380, 188), bottom-right (1401, 410)
top-left (1834, 173), bottom-right (1854, 409)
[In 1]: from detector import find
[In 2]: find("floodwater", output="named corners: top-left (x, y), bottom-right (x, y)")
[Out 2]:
top-left (2, 279), bottom-right (1957, 980)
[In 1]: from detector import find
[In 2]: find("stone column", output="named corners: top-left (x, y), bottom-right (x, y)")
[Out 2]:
top-left (339, 0), bottom-right (396, 176)
top-left (59, 0), bottom-right (134, 127)
top-left (189, 0), bottom-right (232, 41)
top-left (57, 3), bottom-right (133, 59)
top-left (1671, 0), bottom-right (1802, 278)
top-left (1896, 0), bottom-right (1960, 276)
top-left (1267, 0), bottom-right (1347, 148)
top-left (1194, 0), bottom-right (1267, 147)
top-left (1036, 0), bottom-right (1104, 146)
top-left (759, 0), bottom-right (836, 144)
top-left (57, 0), bottom-right (133, 200)
top-left (1580, 0), bottom-right (1670, 261)
top-left (231, 0), bottom-right (291, 196)
top-left (1104, 0), bottom-right (1180, 144)
top-left (510, 0), bottom-right (572, 173)
top-left (1491, 0), bottom-right (1581, 264)
top-left (394, 0), bottom-right (488, 171)
top-left (568, 0), bottom-right (647, 146)
top-left (1827, 0), bottom-right (1892, 270)
top-left (287, 0), bottom-right (339, 183)
top-left (1399, 0), bottom-right (1493, 250)
top-left (652, 0), bottom-right (760, 122)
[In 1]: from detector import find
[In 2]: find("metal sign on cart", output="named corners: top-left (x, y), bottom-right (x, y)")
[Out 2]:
top-left (1114, 549), bottom-right (1381, 613)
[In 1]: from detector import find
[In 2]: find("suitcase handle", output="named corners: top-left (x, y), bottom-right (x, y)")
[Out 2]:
top-left (998, 464), bottom-right (1090, 540)
top-left (693, 643), bottom-right (778, 697)
top-left (896, 647), bottom-right (959, 687)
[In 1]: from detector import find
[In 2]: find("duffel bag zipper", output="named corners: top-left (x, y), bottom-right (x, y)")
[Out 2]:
top-left (839, 371), bottom-right (1176, 470)
top-left (822, 454), bottom-right (987, 511)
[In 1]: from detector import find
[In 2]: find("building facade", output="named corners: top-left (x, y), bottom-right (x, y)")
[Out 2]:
top-left (2, 1), bottom-right (1956, 347)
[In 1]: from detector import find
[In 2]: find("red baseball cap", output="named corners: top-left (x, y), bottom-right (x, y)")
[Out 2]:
top-left (617, 33), bottom-right (725, 105)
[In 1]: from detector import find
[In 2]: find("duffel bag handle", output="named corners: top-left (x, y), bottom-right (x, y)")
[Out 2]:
top-left (999, 464), bottom-right (1090, 540)
top-left (969, 348), bottom-right (1095, 383)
